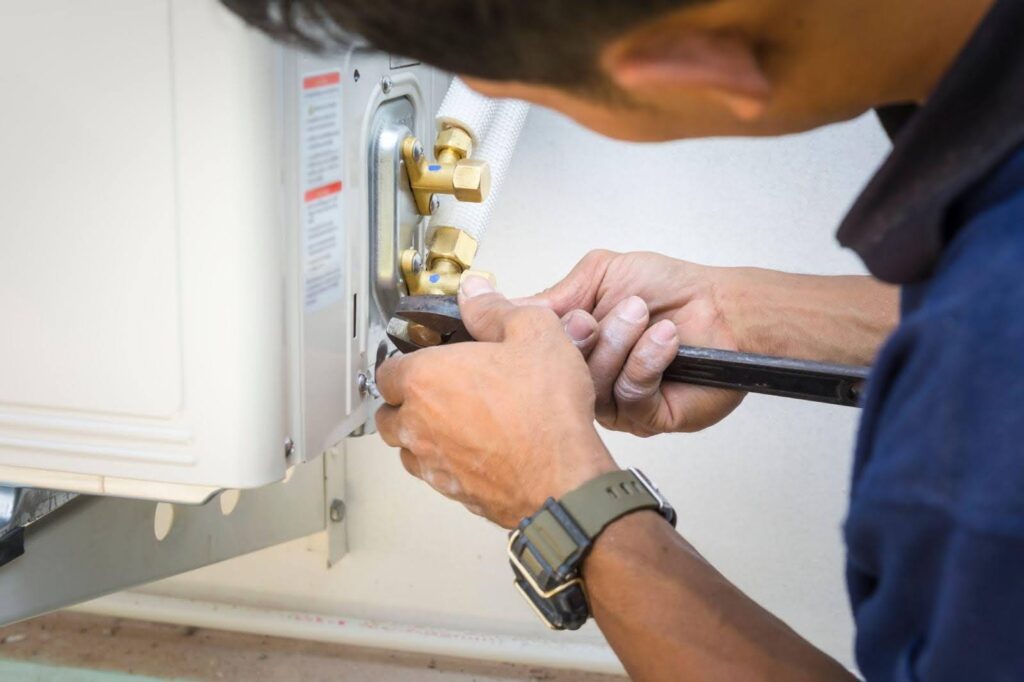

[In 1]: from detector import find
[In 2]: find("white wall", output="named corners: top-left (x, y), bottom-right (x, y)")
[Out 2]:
top-left (137, 107), bottom-right (891, 673)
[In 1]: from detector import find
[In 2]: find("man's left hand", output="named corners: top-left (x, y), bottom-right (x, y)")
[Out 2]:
top-left (375, 276), bottom-right (619, 528)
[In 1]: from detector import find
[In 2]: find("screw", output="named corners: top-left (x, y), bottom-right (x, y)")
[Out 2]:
top-left (429, 195), bottom-right (440, 213)
top-left (284, 438), bottom-right (295, 458)
top-left (410, 252), bottom-right (424, 273)
top-left (329, 499), bottom-right (346, 523)
top-left (412, 142), bottom-right (424, 162)
top-left (380, 76), bottom-right (393, 94)
top-left (359, 372), bottom-right (381, 399)
top-left (353, 69), bottom-right (360, 82)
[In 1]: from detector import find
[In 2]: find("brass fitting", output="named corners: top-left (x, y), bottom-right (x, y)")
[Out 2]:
top-left (402, 128), bottom-right (491, 215)
top-left (435, 127), bottom-right (473, 164)
top-left (428, 225), bottom-right (478, 269)
top-left (402, 226), bottom-right (493, 296)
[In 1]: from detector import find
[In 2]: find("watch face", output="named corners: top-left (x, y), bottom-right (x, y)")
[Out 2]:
top-left (508, 527), bottom-right (591, 631)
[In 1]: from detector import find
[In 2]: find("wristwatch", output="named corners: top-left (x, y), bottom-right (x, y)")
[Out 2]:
top-left (507, 467), bottom-right (676, 630)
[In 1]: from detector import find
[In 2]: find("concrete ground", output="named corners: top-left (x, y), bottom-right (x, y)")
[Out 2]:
top-left (0, 612), bottom-right (623, 681)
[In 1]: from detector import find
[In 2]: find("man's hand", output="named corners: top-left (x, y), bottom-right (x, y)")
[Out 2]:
top-left (375, 276), bottom-right (618, 528)
top-left (525, 250), bottom-right (745, 436)
top-left (527, 250), bottom-right (898, 437)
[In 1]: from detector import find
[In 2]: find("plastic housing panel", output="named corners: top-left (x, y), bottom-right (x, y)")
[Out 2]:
top-left (0, 1), bottom-right (290, 501)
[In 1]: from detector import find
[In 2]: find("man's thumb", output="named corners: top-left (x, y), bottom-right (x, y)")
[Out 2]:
top-left (458, 275), bottom-right (517, 342)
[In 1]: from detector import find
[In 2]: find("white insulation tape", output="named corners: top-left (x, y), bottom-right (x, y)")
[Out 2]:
top-left (436, 77), bottom-right (496, 145)
top-left (431, 99), bottom-right (530, 242)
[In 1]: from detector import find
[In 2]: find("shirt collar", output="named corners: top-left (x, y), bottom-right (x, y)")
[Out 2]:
top-left (837, 0), bottom-right (1024, 284)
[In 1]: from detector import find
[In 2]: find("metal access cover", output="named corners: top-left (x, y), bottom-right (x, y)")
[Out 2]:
top-left (369, 96), bottom-right (419, 324)
top-left (356, 95), bottom-right (423, 437)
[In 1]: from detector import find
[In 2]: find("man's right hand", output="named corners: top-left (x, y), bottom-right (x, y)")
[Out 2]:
top-left (524, 250), bottom-right (745, 436)
top-left (525, 250), bottom-right (899, 438)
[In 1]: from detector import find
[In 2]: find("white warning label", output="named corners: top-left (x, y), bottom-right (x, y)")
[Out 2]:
top-left (299, 70), bottom-right (344, 312)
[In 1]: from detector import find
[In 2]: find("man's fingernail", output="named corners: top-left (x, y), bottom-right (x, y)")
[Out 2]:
top-left (564, 311), bottom-right (593, 342)
top-left (461, 275), bottom-right (494, 298)
top-left (618, 296), bottom-right (648, 323)
top-left (651, 319), bottom-right (678, 345)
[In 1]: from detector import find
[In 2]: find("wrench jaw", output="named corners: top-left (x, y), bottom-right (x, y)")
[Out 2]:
top-left (385, 317), bottom-right (420, 354)
top-left (385, 295), bottom-right (472, 353)
top-left (386, 317), bottom-right (448, 354)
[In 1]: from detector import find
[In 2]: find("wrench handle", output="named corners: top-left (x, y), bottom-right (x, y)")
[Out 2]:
top-left (664, 346), bottom-right (870, 407)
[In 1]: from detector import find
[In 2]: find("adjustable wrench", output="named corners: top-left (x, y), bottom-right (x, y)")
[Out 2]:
top-left (386, 295), bottom-right (869, 407)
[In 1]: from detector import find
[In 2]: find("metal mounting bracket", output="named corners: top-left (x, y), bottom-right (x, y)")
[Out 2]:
top-left (0, 460), bottom-right (325, 626)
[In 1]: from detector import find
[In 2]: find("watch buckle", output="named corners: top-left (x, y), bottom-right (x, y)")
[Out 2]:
top-left (628, 467), bottom-right (677, 527)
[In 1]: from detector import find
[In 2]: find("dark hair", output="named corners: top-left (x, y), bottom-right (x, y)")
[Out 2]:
top-left (222, 0), bottom-right (695, 92)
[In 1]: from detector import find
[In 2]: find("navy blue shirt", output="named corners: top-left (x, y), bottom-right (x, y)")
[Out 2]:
top-left (836, 2), bottom-right (1024, 678)
top-left (846, 144), bottom-right (1024, 681)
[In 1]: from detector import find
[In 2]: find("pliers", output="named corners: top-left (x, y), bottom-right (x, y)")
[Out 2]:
top-left (387, 295), bottom-right (870, 407)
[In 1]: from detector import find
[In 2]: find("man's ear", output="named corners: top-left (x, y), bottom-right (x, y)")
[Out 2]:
top-left (602, 29), bottom-right (772, 121)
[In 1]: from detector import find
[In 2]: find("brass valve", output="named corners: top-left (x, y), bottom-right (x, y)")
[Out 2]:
top-left (402, 127), bottom-right (491, 215)
top-left (401, 226), bottom-right (493, 296)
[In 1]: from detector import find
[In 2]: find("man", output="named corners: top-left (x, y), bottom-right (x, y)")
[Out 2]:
top-left (226, 1), bottom-right (1024, 679)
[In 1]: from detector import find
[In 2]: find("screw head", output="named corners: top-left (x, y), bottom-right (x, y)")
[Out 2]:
top-left (353, 69), bottom-right (360, 82)
top-left (411, 253), bottom-right (425, 273)
top-left (380, 76), bottom-right (393, 94)
top-left (329, 498), bottom-right (346, 523)
top-left (429, 195), bottom-right (440, 212)
top-left (284, 438), bottom-right (295, 458)
top-left (412, 142), bottom-right (424, 161)
top-left (357, 372), bottom-right (368, 396)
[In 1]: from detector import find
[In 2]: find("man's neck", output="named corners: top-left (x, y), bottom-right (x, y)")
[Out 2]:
top-left (881, 0), bottom-right (995, 104)
top-left (762, 0), bottom-right (996, 127)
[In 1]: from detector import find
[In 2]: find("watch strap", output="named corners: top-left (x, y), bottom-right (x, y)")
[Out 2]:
top-left (521, 469), bottom-right (674, 573)
top-left (561, 469), bottom-right (670, 538)
top-left (509, 468), bottom-right (677, 630)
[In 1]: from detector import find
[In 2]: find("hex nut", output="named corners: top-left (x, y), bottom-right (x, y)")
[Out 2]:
top-left (451, 160), bottom-right (491, 203)
top-left (429, 227), bottom-right (478, 269)
top-left (434, 127), bottom-right (473, 160)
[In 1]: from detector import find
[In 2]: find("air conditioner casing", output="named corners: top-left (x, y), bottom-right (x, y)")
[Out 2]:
top-left (0, 0), bottom-right (445, 503)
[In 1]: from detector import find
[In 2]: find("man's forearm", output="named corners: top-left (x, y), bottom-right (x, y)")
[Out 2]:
top-left (584, 512), bottom-right (855, 682)
top-left (716, 269), bottom-right (898, 365)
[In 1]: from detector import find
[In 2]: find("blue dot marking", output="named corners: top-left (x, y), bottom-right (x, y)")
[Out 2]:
top-left (429, 274), bottom-right (441, 284)
top-left (428, 164), bottom-right (442, 171)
